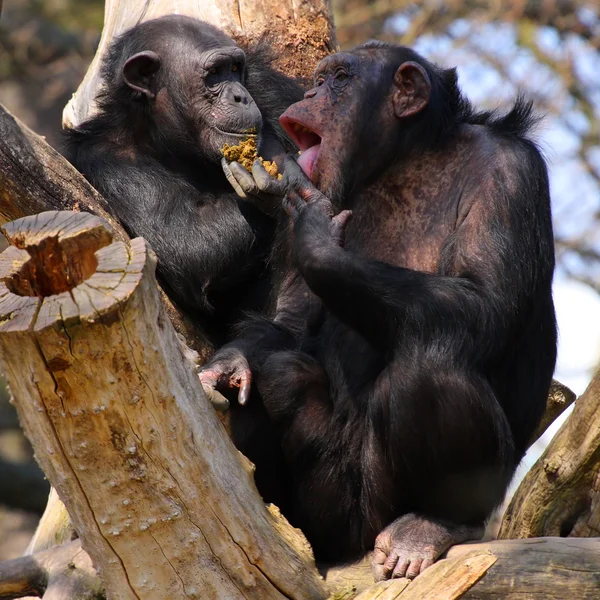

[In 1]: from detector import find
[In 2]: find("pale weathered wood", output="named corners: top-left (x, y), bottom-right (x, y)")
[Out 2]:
top-left (352, 550), bottom-right (496, 600)
top-left (323, 537), bottom-right (600, 599)
top-left (0, 210), bottom-right (326, 600)
top-left (0, 540), bottom-right (102, 600)
top-left (63, 0), bottom-right (336, 127)
top-left (499, 368), bottom-right (600, 539)
top-left (25, 489), bottom-right (75, 555)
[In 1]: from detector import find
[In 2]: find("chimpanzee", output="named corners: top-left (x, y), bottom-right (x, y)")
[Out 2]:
top-left (200, 41), bottom-right (557, 579)
top-left (64, 15), bottom-right (303, 344)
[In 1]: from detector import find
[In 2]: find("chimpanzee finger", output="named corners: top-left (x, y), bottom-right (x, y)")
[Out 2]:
top-left (380, 549), bottom-right (400, 580)
top-left (391, 557), bottom-right (411, 579)
top-left (419, 554), bottom-right (435, 575)
top-left (283, 155), bottom-right (316, 198)
top-left (221, 158), bottom-right (247, 199)
top-left (229, 161), bottom-right (260, 196)
top-left (331, 210), bottom-right (353, 246)
top-left (238, 369), bottom-right (252, 406)
top-left (252, 159), bottom-right (285, 195)
top-left (333, 209), bottom-right (353, 228)
top-left (282, 190), bottom-right (305, 219)
top-left (199, 369), bottom-right (220, 390)
top-left (371, 548), bottom-right (389, 582)
top-left (404, 556), bottom-right (423, 580)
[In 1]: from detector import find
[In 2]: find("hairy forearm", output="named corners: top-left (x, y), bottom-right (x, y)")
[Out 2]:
top-left (298, 244), bottom-right (487, 352)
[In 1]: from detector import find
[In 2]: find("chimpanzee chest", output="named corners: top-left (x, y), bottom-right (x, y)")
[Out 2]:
top-left (346, 188), bottom-right (462, 274)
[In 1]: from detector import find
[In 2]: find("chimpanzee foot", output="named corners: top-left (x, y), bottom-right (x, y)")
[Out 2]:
top-left (371, 513), bottom-right (484, 581)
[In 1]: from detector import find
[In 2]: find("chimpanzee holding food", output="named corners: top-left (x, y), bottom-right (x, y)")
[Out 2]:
top-left (64, 15), bottom-right (303, 344)
top-left (201, 41), bottom-right (557, 580)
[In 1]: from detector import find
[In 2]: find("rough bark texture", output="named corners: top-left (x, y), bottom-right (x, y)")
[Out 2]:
top-left (323, 537), bottom-right (600, 599)
top-left (499, 369), bottom-right (600, 539)
top-left (63, 0), bottom-right (336, 127)
top-left (0, 211), bottom-right (326, 600)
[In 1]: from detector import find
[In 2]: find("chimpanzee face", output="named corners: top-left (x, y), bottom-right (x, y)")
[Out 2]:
top-left (279, 48), bottom-right (431, 203)
top-left (121, 33), bottom-right (263, 162)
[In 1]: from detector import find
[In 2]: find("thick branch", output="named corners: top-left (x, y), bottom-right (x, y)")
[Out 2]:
top-left (0, 211), bottom-right (326, 600)
top-left (499, 368), bottom-right (600, 539)
top-left (323, 537), bottom-right (600, 599)
top-left (530, 379), bottom-right (577, 446)
top-left (0, 540), bottom-right (102, 600)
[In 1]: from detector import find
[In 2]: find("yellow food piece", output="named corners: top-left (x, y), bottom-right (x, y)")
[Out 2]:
top-left (262, 160), bottom-right (282, 179)
top-left (222, 138), bottom-right (282, 180)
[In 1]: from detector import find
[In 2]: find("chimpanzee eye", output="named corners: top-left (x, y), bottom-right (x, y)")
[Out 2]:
top-left (315, 75), bottom-right (325, 87)
top-left (335, 69), bottom-right (348, 81)
top-left (232, 64), bottom-right (238, 72)
top-left (210, 67), bottom-right (217, 74)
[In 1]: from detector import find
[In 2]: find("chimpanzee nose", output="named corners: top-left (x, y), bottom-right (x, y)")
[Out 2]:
top-left (225, 82), bottom-right (252, 108)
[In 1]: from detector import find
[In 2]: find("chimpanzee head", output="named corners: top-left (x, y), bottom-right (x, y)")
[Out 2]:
top-left (101, 15), bottom-right (263, 162)
top-left (280, 41), bottom-right (466, 203)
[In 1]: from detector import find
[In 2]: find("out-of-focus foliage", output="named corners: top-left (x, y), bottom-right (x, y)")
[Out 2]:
top-left (334, 0), bottom-right (600, 293)
top-left (0, 0), bottom-right (103, 147)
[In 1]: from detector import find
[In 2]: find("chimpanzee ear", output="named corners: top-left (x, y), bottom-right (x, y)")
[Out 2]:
top-left (123, 51), bottom-right (161, 99)
top-left (392, 61), bottom-right (431, 119)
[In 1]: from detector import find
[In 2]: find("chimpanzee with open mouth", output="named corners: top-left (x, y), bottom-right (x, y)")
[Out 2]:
top-left (201, 41), bottom-right (557, 580)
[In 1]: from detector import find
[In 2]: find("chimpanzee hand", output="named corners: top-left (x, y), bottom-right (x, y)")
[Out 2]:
top-left (222, 158), bottom-right (286, 216)
top-left (198, 347), bottom-right (253, 408)
top-left (282, 157), bottom-right (353, 250)
top-left (371, 513), bottom-right (484, 581)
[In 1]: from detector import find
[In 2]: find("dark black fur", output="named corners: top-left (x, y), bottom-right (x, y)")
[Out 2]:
top-left (64, 16), bottom-right (303, 344)
top-left (204, 41), bottom-right (557, 564)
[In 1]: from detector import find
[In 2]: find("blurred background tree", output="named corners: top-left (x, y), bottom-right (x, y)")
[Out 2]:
top-left (0, 0), bottom-right (598, 558)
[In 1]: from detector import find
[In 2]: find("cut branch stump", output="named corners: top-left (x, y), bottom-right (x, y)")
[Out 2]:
top-left (0, 210), bottom-right (326, 600)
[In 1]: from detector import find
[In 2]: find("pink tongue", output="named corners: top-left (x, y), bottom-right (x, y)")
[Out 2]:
top-left (296, 144), bottom-right (321, 179)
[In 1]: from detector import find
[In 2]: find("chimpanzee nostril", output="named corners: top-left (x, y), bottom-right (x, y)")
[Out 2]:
top-left (234, 94), bottom-right (242, 103)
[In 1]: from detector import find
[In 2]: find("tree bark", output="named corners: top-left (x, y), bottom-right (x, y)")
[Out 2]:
top-left (499, 368), bottom-right (600, 539)
top-left (323, 537), bottom-right (600, 599)
top-left (0, 211), bottom-right (326, 600)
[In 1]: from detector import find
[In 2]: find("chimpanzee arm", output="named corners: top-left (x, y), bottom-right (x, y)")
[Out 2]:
top-left (289, 145), bottom-right (554, 357)
top-left (199, 263), bottom-right (323, 402)
top-left (74, 153), bottom-right (269, 314)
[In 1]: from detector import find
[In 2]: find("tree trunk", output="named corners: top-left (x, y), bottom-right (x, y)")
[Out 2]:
top-left (0, 210), bottom-right (326, 600)
top-left (0, 0), bottom-right (596, 597)
top-left (499, 368), bottom-right (600, 539)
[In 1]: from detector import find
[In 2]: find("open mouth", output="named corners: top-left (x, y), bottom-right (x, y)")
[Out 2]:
top-left (280, 117), bottom-right (322, 180)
